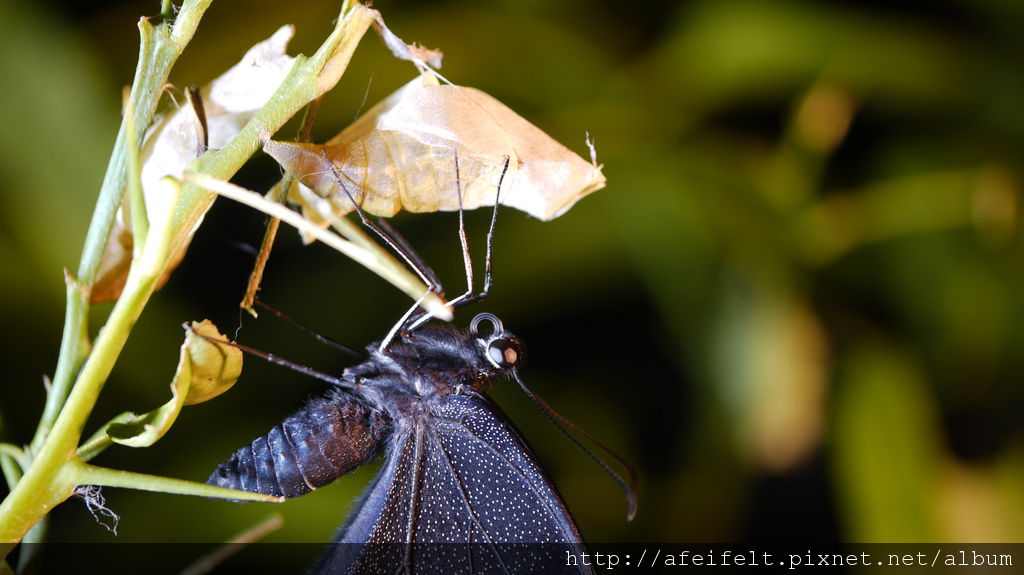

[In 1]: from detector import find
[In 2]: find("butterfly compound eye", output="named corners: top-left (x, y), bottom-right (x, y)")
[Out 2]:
top-left (471, 313), bottom-right (524, 369)
top-left (486, 338), bottom-right (522, 369)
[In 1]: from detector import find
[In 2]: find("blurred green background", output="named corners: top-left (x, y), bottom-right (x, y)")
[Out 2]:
top-left (2, 0), bottom-right (1023, 562)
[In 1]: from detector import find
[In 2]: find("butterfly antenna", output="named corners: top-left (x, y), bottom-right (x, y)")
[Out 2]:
top-left (253, 298), bottom-right (362, 358)
top-left (511, 368), bottom-right (638, 521)
top-left (184, 323), bottom-right (347, 388)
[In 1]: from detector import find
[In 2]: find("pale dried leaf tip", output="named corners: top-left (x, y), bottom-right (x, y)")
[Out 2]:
top-left (142, 25), bottom-right (296, 206)
top-left (206, 26), bottom-right (297, 113)
top-left (369, 8), bottom-right (443, 70)
top-left (267, 73), bottom-right (606, 222)
top-left (586, 132), bottom-right (600, 167)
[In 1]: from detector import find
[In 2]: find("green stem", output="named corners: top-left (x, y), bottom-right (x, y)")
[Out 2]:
top-left (75, 426), bottom-right (114, 463)
top-left (158, 3), bottom-right (376, 280)
top-left (73, 462), bottom-right (282, 503)
top-left (1, 445), bottom-right (42, 574)
top-left (0, 455), bottom-right (20, 496)
top-left (7, 0), bottom-right (212, 549)
top-left (0, 204), bottom-right (173, 542)
top-left (30, 0), bottom-right (213, 457)
top-left (2, 3), bottom-right (376, 549)
top-left (0, 3), bottom-right (218, 528)
top-left (0, 445), bottom-right (23, 462)
top-left (32, 274), bottom-right (90, 454)
top-left (125, 87), bottom-right (149, 257)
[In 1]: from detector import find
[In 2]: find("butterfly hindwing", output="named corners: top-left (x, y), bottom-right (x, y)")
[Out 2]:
top-left (314, 393), bottom-right (593, 574)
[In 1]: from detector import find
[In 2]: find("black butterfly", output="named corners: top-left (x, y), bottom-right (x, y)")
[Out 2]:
top-left (209, 313), bottom-right (595, 573)
top-left (206, 156), bottom-right (630, 573)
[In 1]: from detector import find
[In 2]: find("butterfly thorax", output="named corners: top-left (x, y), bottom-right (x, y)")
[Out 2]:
top-left (344, 324), bottom-right (515, 420)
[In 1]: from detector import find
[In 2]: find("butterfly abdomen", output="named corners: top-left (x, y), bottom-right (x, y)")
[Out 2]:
top-left (208, 391), bottom-right (390, 498)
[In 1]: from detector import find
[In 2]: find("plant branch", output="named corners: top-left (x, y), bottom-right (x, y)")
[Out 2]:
top-left (1, 3), bottom-right (379, 550)
top-left (0, 178), bottom-right (181, 544)
top-left (31, 0), bottom-right (213, 456)
top-left (182, 172), bottom-right (451, 320)
top-left (72, 462), bottom-right (282, 503)
top-left (240, 98), bottom-right (322, 316)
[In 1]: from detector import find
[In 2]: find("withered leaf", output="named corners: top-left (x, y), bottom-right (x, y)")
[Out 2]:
top-left (104, 320), bottom-right (242, 448)
top-left (92, 27), bottom-right (298, 303)
top-left (265, 72), bottom-right (605, 223)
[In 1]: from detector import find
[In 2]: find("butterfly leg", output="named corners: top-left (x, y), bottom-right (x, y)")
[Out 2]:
top-left (406, 155), bottom-right (512, 331)
top-left (320, 148), bottom-right (445, 298)
top-left (320, 148), bottom-right (451, 348)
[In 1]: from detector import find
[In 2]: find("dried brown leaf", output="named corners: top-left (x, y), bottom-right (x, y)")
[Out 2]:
top-left (92, 27), bottom-right (298, 303)
top-left (265, 73), bottom-right (605, 223)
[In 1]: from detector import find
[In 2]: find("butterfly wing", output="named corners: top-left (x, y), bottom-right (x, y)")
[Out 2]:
top-left (313, 393), bottom-right (593, 574)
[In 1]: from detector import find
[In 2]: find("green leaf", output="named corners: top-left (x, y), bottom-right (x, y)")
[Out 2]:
top-left (104, 320), bottom-right (242, 448)
top-left (832, 345), bottom-right (943, 541)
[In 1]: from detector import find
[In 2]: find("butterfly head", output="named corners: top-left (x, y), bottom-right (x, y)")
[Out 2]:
top-left (470, 313), bottom-right (526, 372)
